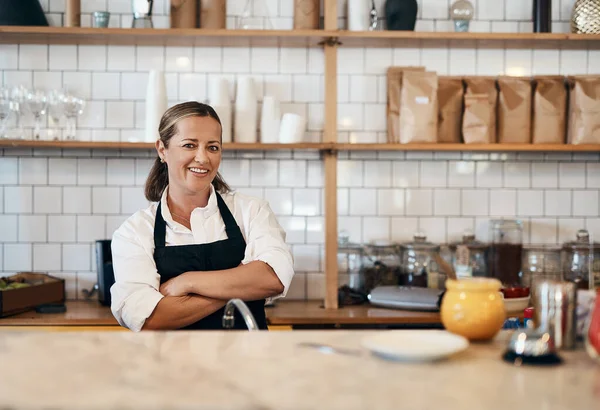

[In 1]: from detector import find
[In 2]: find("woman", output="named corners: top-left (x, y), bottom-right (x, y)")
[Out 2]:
top-left (110, 101), bottom-right (294, 331)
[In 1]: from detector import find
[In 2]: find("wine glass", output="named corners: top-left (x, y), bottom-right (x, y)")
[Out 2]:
top-left (0, 87), bottom-right (11, 139)
top-left (47, 90), bottom-right (65, 141)
top-left (61, 94), bottom-right (85, 140)
top-left (10, 85), bottom-right (26, 140)
top-left (25, 89), bottom-right (48, 140)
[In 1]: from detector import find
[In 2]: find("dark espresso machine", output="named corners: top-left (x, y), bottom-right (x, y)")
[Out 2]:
top-left (83, 240), bottom-right (115, 306)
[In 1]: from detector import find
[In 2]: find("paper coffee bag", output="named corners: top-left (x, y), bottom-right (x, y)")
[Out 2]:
top-left (532, 76), bottom-right (567, 144)
top-left (386, 66), bottom-right (426, 143)
top-left (398, 71), bottom-right (438, 144)
top-left (497, 76), bottom-right (532, 144)
top-left (567, 75), bottom-right (600, 145)
top-left (463, 93), bottom-right (493, 144)
top-left (464, 77), bottom-right (498, 143)
top-left (437, 77), bottom-right (464, 143)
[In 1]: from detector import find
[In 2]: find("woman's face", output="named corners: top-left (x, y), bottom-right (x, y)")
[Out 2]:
top-left (158, 115), bottom-right (222, 198)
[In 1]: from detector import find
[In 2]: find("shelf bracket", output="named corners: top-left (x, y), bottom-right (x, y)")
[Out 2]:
top-left (319, 37), bottom-right (342, 47)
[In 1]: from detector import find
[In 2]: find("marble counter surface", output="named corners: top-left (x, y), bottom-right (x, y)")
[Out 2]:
top-left (0, 330), bottom-right (598, 410)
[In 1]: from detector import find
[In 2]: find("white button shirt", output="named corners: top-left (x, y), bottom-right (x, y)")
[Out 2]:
top-left (110, 185), bottom-right (294, 332)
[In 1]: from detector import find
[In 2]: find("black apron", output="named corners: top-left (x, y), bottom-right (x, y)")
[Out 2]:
top-left (153, 192), bottom-right (268, 330)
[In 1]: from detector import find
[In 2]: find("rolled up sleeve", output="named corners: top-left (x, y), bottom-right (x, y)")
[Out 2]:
top-left (110, 226), bottom-right (164, 332)
top-left (242, 200), bottom-right (295, 298)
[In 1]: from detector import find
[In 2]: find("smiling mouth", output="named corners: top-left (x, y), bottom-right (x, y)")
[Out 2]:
top-left (189, 167), bottom-right (210, 175)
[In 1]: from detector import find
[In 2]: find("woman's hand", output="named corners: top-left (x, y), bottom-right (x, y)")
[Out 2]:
top-left (159, 274), bottom-right (191, 297)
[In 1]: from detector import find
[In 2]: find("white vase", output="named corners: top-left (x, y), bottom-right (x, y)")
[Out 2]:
top-left (234, 76), bottom-right (258, 143)
top-left (144, 70), bottom-right (167, 143)
top-left (348, 0), bottom-right (370, 31)
top-left (260, 96), bottom-right (281, 143)
top-left (278, 113), bottom-right (305, 143)
top-left (209, 78), bottom-right (232, 143)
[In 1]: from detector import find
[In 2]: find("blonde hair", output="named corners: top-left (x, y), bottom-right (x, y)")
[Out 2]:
top-left (144, 101), bottom-right (231, 202)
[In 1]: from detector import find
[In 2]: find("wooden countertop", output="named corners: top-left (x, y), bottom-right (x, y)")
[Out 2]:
top-left (0, 300), bottom-right (441, 327)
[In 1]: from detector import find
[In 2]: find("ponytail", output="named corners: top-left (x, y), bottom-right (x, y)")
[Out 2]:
top-left (212, 172), bottom-right (231, 194)
top-left (144, 158), bottom-right (169, 202)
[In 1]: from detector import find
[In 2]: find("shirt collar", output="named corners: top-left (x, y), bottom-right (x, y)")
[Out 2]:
top-left (160, 185), bottom-right (219, 229)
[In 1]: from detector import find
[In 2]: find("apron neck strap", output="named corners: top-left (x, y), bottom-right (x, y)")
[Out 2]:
top-left (154, 201), bottom-right (167, 248)
top-left (153, 191), bottom-right (244, 248)
top-left (215, 192), bottom-right (244, 240)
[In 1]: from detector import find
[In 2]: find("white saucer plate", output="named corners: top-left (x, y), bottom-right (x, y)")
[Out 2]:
top-left (361, 330), bottom-right (469, 362)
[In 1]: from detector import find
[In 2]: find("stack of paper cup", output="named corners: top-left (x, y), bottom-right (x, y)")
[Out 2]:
top-left (234, 76), bottom-right (257, 143)
top-left (144, 70), bottom-right (167, 143)
top-left (209, 78), bottom-right (232, 143)
top-left (278, 113), bottom-right (305, 143)
top-left (260, 96), bottom-right (281, 143)
top-left (348, 0), bottom-right (370, 31)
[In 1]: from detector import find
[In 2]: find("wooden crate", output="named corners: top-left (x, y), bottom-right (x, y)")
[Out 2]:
top-left (0, 272), bottom-right (65, 317)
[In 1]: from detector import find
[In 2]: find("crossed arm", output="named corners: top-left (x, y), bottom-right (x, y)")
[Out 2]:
top-left (143, 262), bottom-right (284, 330)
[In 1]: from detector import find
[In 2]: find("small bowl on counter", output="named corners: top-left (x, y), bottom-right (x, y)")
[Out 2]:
top-left (502, 295), bottom-right (530, 315)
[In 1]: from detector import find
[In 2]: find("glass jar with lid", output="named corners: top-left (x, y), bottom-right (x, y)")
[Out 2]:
top-left (489, 219), bottom-right (524, 289)
top-left (337, 233), bottom-right (366, 292)
top-left (561, 229), bottom-right (600, 290)
top-left (448, 230), bottom-right (489, 278)
top-left (399, 233), bottom-right (441, 288)
top-left (362, 241), bottom-right (402, 293)
top-left (522, 245), bottom-right (562, 289)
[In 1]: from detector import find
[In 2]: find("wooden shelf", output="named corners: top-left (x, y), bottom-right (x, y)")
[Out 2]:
top-left (0, 139), bottom-right (330, 150)
top-left (1, 26), bottom-right (599, 48)
top-left (0, 300), bottom-right (441, 327)
top-left (2, 140), bottom-right (599, 152)
top-left (0, 26), bottom-right (328, 47)
top-left (335, 30), bottom-right (600, 48)
top-left (336, 143), bottom-right (600, 152)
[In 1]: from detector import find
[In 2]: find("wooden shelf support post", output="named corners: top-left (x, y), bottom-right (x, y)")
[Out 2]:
top-left (323, 0), bottom-right (339, 309)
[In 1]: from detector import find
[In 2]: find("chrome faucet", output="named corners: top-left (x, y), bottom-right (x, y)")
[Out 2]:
top-left (222, 299), bottom-right (259, 331)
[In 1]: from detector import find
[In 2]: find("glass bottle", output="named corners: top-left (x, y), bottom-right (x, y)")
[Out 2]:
top-left (489, 219), bottom-right (524, 289)
top-left (238, 0), bottom-right (274, 30)
top-left (132, 0), bottom-right (154, 28)
top-left (533, 0), bottom-right (552, 33)
top-left (450, 0), bottom-right (474, 32)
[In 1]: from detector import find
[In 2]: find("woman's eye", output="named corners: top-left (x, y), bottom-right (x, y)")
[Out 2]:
top-left (183, 143), bottom-right (195, 149)
top-left (209, 145), bottom-right (220, 152)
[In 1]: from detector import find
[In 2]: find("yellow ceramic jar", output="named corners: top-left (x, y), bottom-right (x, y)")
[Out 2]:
top-left (441, 278), bottom-right (506, 341)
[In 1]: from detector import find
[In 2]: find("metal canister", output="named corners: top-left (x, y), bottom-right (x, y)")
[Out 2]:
top-left (532, 279), bottom-right (577, 350)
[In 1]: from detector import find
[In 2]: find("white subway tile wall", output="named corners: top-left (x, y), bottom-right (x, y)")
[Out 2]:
top-left (1, 0), bottom-right (599, 301)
